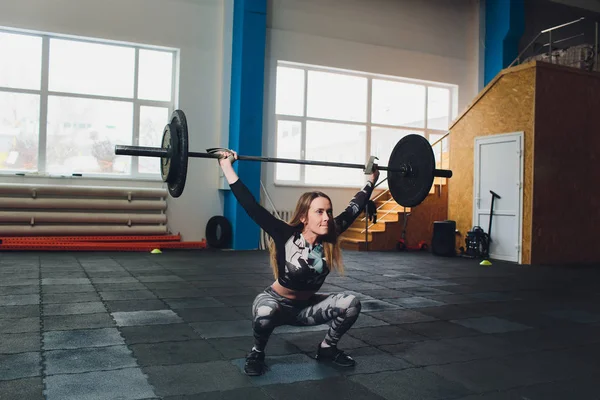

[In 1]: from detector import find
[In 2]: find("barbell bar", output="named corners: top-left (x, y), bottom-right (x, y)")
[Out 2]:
top-left (115, 145), bottom-right (452, 176)
top-left (115, 109), bottom-right (453, 207)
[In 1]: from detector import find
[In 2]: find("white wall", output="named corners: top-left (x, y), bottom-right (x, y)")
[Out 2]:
top-left (261, 0), bottom-right (481, 214)
top-left (0, 0), bottom-right (482, 242)
top-left (0, 0), bottom-right (231, 241)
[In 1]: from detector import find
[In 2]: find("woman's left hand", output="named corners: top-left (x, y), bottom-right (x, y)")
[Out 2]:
top-left (369, 165), bottom-right (380, 185)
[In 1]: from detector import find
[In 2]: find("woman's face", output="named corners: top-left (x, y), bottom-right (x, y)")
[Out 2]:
top-left (302, 197), bottom-right (333, 237)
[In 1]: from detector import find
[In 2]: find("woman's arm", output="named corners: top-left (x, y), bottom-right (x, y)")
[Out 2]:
top-left (217, 150), bottom-right (291, 239)
top-left (334, 167), bottom-right (380, 234)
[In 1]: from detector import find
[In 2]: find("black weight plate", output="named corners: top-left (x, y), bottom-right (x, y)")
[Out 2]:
top-left (388, 134), bottom-right (435, 207)
top-left (167, 110), bottom-right (189, 198)
top-left (160, 123), bottom-right (178, 183)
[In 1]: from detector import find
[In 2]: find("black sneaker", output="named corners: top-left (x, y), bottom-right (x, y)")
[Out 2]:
top-left (315, 344), bottom-right (356, 367)
top-left (244, 349), bottom-right (267, 376)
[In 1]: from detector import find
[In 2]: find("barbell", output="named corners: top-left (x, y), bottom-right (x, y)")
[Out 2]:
top-left (114, 110), bottom-right (452, 207)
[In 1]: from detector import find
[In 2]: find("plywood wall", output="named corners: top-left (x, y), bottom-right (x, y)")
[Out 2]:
top-left (531, 64), bottom-right (600, 265)
top-left (448, 65), bottom-right (536, 264)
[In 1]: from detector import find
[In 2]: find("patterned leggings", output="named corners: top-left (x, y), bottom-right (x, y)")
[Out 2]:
top-left (251, 286), bottom-right (361, 351)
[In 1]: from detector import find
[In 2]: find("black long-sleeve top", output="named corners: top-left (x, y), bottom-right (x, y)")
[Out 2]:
top-left (230, 179), bottom-right (375, 291)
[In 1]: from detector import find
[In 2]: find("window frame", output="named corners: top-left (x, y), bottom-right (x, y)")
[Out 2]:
top-left (273, 61), bottom-right (456, 189)
top-left (0, 26), bottom-right (178, 181)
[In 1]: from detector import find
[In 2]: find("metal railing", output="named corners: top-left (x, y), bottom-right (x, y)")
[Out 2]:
top-left (509, 17), bottom-right (599, 71)
top-left (260, 180), bottom-right (284, 220)
top-left (359, 132), bottom-right (450, 239)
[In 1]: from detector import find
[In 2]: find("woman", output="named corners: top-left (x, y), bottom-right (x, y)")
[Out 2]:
top-left (215, 149), bottom-right (380, 376)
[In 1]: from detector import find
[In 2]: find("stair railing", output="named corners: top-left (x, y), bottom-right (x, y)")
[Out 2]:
top-left (355, 132), bottom-right (453, 246)
top-left (508, 17), bottom-right (598, 71)
top-left (359, 177), bottom-right (389, 222)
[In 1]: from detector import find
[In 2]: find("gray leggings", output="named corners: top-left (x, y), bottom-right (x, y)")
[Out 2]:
top-left (251, 286), bottom-right (361, 351)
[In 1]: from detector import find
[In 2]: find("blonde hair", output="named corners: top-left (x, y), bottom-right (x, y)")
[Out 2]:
top-left (268, 191), bottom-right (344, 279)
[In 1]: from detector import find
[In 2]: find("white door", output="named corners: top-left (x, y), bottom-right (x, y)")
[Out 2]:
top-left (473, 132), bottom-right (523, 263)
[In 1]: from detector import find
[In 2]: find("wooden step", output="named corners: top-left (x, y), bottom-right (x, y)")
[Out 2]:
top-left (374, 213), bottom-right (402, 222)
top-left (349, 212), bottom-right (404, 230)
top-left (342, 227), bottom-right (385, 241)
top-left (373, 191), bottom-right (394, 202)
top-left (348, 220), bottom-right (394, 231)
top-left (347, 227), bottom-right (385, 233)
top-left (376, 202), bottom-right (405, 211)
top-left (340, 221), bottom-right (402, 248)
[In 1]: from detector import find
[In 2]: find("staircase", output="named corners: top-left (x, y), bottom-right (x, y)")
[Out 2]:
top-left (339, 189), bottom-right (408, 251)
top-left (339, 130), bottom-right (450, 251)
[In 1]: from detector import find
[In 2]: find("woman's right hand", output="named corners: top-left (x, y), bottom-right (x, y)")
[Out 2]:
top-left (217, 149), bottom-right (238, 167)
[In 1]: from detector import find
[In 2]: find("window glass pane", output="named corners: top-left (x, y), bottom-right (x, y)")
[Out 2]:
top-left (305, 121), bottom-right (365, 186)
top-left (276, 67), bottom-right (304, 116)
top-left (372, 80), bottom-right (425, 127)
top-left (427, 87), bottom-right (450, 130)
top-left (370, 127), bottom-right (423, 189)
top-left (139, 106), bottom-right (169, 174)
top-left (0, 32), bottom-right (42, 90)
top-left (46, 96), bottom-right (133, 174)
top-left (0, 92), bottom-right (40, 171)
top-left (49, 39), bottom-right (135, 98)
top-left (307, 71), bottom-right (367, 122)
top-left (138, 49), bottom-right (173, 101)
top-left (275, 120), bottom-right (302, 181)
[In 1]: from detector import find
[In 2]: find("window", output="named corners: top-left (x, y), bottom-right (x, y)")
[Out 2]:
top-left (0, 28), bottom-right (177, 178)
top-left (274, 62), bottom-right (455, 188)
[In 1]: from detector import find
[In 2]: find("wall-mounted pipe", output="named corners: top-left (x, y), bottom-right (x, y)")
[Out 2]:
top-left (0, 183), bottom-right (167, 199)
top-left (0, 198), bottom-right (167, 210)
top-left (0, 211), bottom-right (166, 224)
top-left (0, 183), bottom-right (171, 237)
top-left (0, 225), bottom-right (169, 236)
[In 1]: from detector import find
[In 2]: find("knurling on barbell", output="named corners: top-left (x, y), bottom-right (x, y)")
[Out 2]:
top-left (115, 109), bottom-right (452, 207)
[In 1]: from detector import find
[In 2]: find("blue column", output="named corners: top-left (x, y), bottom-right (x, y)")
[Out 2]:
top-left (484, 0), bottom-right (525, 86)
top-left (224, 0), bottom-right (267, 250)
